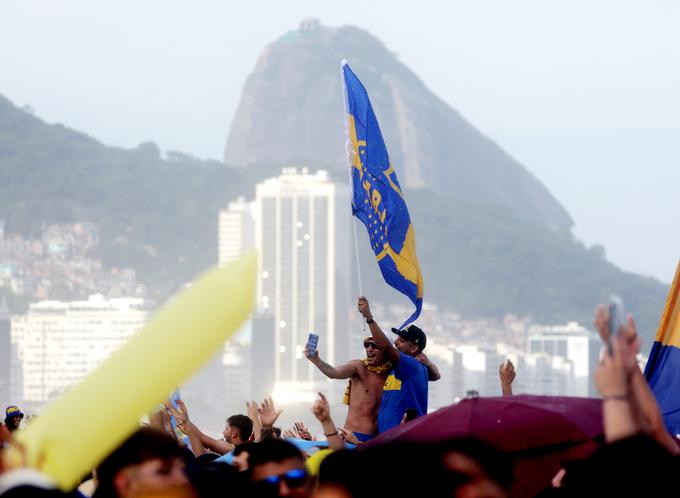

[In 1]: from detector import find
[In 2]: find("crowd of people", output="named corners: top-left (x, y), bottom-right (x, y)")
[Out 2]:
top-left (0, 296), bottom-right (679, 497)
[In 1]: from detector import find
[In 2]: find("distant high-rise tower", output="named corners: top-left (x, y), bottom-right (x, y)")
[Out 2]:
top-left (218, 197), bottom-right (255, 267)
top-left (255, 168), bottom-right (350, 399)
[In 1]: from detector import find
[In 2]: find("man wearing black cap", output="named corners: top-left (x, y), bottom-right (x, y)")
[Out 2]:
top-left (4, 405), bottom-right (24, 433)
top-left (358, 297), bottom-right (431, 433)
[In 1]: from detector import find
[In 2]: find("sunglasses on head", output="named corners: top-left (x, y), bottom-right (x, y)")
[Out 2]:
top-left (258, 468), bottom-right (307, 489)
top-left (363, 341), bottom-right (379, 349)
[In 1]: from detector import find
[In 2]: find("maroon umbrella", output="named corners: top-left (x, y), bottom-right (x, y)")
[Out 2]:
top-left (366, 395), bottom-right (603, 498)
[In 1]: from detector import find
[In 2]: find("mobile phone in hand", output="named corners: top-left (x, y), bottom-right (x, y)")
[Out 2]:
top-left (608, 295), bottom-right (625, 337)
top-left (307, 333), bottom-right (319, 356)
top-left (606, 295), bottom-right (625, 354)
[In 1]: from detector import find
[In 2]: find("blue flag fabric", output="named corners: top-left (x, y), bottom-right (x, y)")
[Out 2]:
top-left (342, 61), bottom-right (423, 328)
top-left (645, 262), bottom-right (680, 435)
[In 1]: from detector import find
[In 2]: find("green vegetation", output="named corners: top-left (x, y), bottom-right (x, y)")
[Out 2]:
top-left (0, 94), bottom-right (667, 345)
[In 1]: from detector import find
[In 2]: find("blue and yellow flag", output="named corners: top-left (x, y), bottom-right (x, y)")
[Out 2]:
top-left (342, 61), bottom-right (423, 328)
top-left (645, 261), bottom-right (680, 435)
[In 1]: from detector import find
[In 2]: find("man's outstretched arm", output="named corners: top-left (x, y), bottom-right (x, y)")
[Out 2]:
top-left (165, 400), bottom-right (232, 455)
top-left (305, 345), bottom-right (359, 379)
top-left (357, 296), bottom-right (401, 366)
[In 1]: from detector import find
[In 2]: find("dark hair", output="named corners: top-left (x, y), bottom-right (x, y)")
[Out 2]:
top-left (227, 414), bottom-right (253, 441)
top-left (188, 462), bottom-right (243, 498)
top-left (321, 439), bottom-right (511, 498)
top-left (93, 428), bottom-right (184, 498)
top-left (247, 439), bottom-right (304, 470)
top-left (319, 449), bottom-right (367, 496)
top-left (272, 426), bottom-right (282, 438)
top-left (233, 441), bottom-right (257, 457)
top-left (193, 452), bottom-right (221, 465)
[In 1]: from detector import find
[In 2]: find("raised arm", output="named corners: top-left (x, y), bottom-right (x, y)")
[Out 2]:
top-left (417, 353), bottom-right (441, 381)
top-left (312, 392), bottom-right (345, 451)
top-left (499, 359), bottom-right (516, 396)
top-left (305, 345), bottom-right (360, 379)
top-left (258, 396), bottom-right (283, 442)
top-left (164, 400), bottom-right (209, 456)
top-left (595, 338), bottom-right (639, 442)
top-left (246, 400), bottom-right (262, 442)
top-left (595, 308), bottom-right (680, 454)
top-left (357, 296), bottom-right (400, 365)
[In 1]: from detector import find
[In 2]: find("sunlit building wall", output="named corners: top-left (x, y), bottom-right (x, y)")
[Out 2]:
top-left (218, 196), bottom-right (255, 266)
top-left (10, 295), bottom-right (147, 411)
top-left (526, 321), bottom-right (600, 397)
top-left (255, 168), bottom-right (350, 399)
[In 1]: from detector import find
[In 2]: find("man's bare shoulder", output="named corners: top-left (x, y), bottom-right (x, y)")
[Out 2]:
top-left (354, 360), bottom-right (390, 381)
top-left (347, 359), bottom-right (364, 370)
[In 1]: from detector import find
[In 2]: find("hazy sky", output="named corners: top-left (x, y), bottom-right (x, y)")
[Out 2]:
top-left (1, 0), bottom-right (678, 284)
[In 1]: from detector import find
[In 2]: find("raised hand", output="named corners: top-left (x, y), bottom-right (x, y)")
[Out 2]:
top-left (295, 422), bottom-right (313, 441)
top-left (619, 315), bottom-right (641, 374)
top-left (163, 402), bottom-right (183, 424)
top-left (595, 340), bottom-right (628, 398)
top-left (499, 359), bottom-right (516, 385)
top-left (258, 396), bottom-right (283, 427)
top-left (337, 427), bottom-right (360, 445)
top-left (357, 297), bottom-right (373, 321)
top-left (594, 304), bottom-right (612, 344)
top-left (283, 428), bottom-right (298, 439)
top-left (246, 400), bottom-right (259, 422)
top-left (175, 399), bottom-right (189, 421)
top-left (304, 343), bottom-right (319, 362)
top-left (312, 392), bottom-right (331, 422)
top-left (595, 305), bottom-right (640, 375)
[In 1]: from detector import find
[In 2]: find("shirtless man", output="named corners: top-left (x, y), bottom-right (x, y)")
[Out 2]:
top-left (305, 337), bottom-right (390, 442)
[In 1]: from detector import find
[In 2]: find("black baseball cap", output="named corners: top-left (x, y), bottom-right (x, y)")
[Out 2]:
top-left (390, 325), bottom-right (427, 353)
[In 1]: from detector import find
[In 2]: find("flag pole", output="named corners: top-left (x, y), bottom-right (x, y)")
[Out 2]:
top-left (341, 60), bottom-right (366, 331)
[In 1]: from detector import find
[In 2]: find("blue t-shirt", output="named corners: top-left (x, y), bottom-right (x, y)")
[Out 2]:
top-left (377, 352), bottom-right (429, 433)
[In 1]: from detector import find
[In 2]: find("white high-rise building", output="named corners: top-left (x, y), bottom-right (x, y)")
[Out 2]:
top-left (255, 168), bottom-right (350, 401)
top-left (526, 321), bottom-right (600, 396)
top-left (218, 197), bottom-right (255, 266)
top-left (10, 294), bottom-right (148, 411)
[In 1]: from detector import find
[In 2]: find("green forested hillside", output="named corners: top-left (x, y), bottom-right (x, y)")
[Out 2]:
top-left (0, 95), bottom-right (667, 344)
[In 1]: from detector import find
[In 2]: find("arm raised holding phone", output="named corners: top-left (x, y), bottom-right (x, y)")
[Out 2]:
top-left (305, 338), bottom-right (361, 380)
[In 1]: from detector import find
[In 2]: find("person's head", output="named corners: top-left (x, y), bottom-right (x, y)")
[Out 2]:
top-left (232, 442), bottom-right (257, 472)
top-left (321, 439), bottom-right (510, 498)
top-left (4, 405), bottom-right (23, 431)
top-left (186, 461), bottom-right (241, 498)
top-left (248, 439), bottom-right (310, 498)
top-left (390, 325), bottom-right (427, 356)
top-left (223, 414), bottom-right (253, 445)
top-left (93, 428), bottom-right (189, 498)
top-left (362, 337), bottom-right (386, 367)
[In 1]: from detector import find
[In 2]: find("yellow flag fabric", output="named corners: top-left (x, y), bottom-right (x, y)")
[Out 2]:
top-left (645, 261), bottom-right (680, 434)
top-left (10, 252), bottom-right (257, 490)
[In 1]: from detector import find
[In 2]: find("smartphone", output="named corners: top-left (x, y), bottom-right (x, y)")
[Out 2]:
top-left (608, 295), bottom-right (625, 337)
top-left (307, 333), bottom-right (319, 356)
top-left (605, 295), bottom-right (625, 355)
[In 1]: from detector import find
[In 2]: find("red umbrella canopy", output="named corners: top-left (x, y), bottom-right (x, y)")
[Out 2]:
top-left (368, 395), bottom-right (603, 452)
top-left (366, 396), bottom-right (603, 498)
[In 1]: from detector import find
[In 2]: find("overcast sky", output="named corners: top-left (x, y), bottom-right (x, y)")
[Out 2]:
top-left (1, 0), bottom-right (678, 284)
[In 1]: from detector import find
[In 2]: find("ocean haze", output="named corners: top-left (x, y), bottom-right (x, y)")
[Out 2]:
top-left (0, 1), bottom-right (678, 283)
